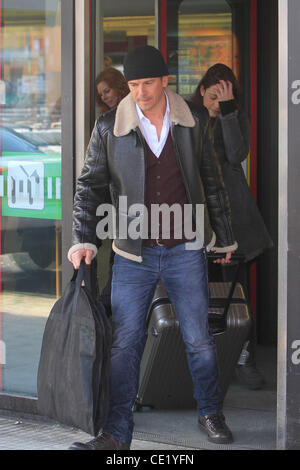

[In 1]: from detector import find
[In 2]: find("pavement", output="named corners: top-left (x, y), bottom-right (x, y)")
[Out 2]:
top-left (0, 410), bottom-right (197, 451)
top-left (0, 410), bottom-right (277, 459)
top-left (0, 272), bottom-right (278, 453)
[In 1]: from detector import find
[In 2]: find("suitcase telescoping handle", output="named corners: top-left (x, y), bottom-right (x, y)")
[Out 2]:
top-left (207, 252), bottom-right (246, 321)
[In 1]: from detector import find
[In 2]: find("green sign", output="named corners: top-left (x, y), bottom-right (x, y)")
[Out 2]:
top-left (1, 152), bottom-right (62, 220)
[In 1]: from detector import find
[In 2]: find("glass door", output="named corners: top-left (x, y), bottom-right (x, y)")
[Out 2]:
top-left (93, 0), bottom-right (156, 118)
top-left (0, 0), bottom-right (62, 396)
top-left (93, 0), bottom-right (156, 292)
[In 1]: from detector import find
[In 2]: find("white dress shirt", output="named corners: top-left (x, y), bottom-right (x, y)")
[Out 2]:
top-left (136, 92), bottom-right (170, 158)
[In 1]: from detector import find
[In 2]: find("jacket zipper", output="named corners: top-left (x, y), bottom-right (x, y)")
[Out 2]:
top-left (170, 123), bottom-right (194, 214)
top-left (135, 127), bottom-right (147, 257)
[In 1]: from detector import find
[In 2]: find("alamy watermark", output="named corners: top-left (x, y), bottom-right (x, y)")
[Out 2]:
top-left (96, 196), bottom-right (204, 250)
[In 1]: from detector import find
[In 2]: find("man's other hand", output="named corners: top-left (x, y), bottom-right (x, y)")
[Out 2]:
top-left (212, 251), bottom-right (232, 264)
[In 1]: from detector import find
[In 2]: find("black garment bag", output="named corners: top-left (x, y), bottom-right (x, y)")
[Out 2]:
top-left (37, 261), bottom-right (112, 436)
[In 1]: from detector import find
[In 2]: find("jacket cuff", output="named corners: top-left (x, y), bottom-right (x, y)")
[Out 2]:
top-left (219, 99), bottom-right (236, 116)
top-left (67, 243), bottom-right (98, 262)
top-left (210, 241), bottom-right (238, 253)
top-left (206, 232), bottom-right (216, 252)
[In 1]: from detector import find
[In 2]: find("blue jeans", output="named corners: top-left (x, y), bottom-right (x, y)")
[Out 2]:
top-left (102, 242), bottom-right (222, 446)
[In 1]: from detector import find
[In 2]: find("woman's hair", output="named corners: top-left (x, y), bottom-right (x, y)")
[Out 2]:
top-left (95, 67), bottom-right (129, 113)
top-left (191, 63), bottom-right (241, 110)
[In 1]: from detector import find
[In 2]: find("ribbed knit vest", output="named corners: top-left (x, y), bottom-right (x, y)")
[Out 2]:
top-left (143, 131), bottom-right (194, 248)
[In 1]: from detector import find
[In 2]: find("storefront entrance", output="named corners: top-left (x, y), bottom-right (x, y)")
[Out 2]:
top-left (88, 0), bottom-right (278, 450)
top-left (1, 0), bottom-right (298, 450)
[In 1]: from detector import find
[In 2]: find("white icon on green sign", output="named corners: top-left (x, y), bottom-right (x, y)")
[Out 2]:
top-left (7, 161), bottom-right (45, 210)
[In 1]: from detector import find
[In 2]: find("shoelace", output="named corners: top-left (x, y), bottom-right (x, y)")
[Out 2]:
top-left (204, 414), bottom-right (227, 431)
top-left (88, 433), bottom-right (111, 449)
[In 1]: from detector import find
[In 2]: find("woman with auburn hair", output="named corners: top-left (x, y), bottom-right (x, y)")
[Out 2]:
top-left (191, 63), bottom-right (273, 391)
top-left (95, 67), bottom-right (129, 114)
top-left (95, 68), bottom-right (129, 314)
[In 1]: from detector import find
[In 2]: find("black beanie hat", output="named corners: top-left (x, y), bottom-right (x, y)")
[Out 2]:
top-left (124, 45), bottom-right (169, 82)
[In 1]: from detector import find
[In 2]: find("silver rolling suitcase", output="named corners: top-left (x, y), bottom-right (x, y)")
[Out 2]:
top-left (136, 255), bottom-right (251, 410)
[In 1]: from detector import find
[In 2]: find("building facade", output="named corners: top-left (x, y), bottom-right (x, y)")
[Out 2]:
top-left (0, 0), bottom-right (299, 449)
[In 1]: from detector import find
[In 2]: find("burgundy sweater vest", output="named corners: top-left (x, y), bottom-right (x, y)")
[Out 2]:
top-left (143, 131), bottom-right (194, 249)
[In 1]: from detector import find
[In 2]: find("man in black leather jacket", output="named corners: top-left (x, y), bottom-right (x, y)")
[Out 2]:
top-left (68, 46), bottom-right (237, 450)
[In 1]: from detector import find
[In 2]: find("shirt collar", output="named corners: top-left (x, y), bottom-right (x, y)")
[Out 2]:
top-left (136, 91), bottom-right (170, 124)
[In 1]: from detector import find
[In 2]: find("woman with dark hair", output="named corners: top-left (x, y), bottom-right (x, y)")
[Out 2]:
top-left (191, 63), bottom-right (273, 390)
top-left (96, 67), bottom-right (129, 114)
top-left (191, 63), bottom-right (241, 114)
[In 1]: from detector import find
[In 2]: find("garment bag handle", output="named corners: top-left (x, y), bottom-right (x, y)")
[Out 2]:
top-left (70, 260), bottom-right (94, 315)
top-left (75, 261), bottom-right (93, 292)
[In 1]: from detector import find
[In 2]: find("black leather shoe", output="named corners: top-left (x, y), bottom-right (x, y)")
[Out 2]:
top-left (198, 413), bottom-right (233, 444)
top-left (68, 432), bottom-right (130, 450)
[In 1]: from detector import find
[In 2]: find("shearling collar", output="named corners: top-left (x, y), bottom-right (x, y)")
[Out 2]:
top-left (113, 87), bottom-right (195, 137)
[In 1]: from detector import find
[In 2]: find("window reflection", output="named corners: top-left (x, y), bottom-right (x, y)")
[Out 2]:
top-left (0, 0), bottom-right (62, 396)
top-left (99, 0), bottom-right (155, 74)
top-left (166, 0), bottom-right (232, 97)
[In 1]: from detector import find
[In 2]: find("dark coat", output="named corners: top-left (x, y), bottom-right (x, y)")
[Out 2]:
top-left (210, 108), bottom-right (273, 262)
top-left (70, 89), bottom-right (237, 263)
